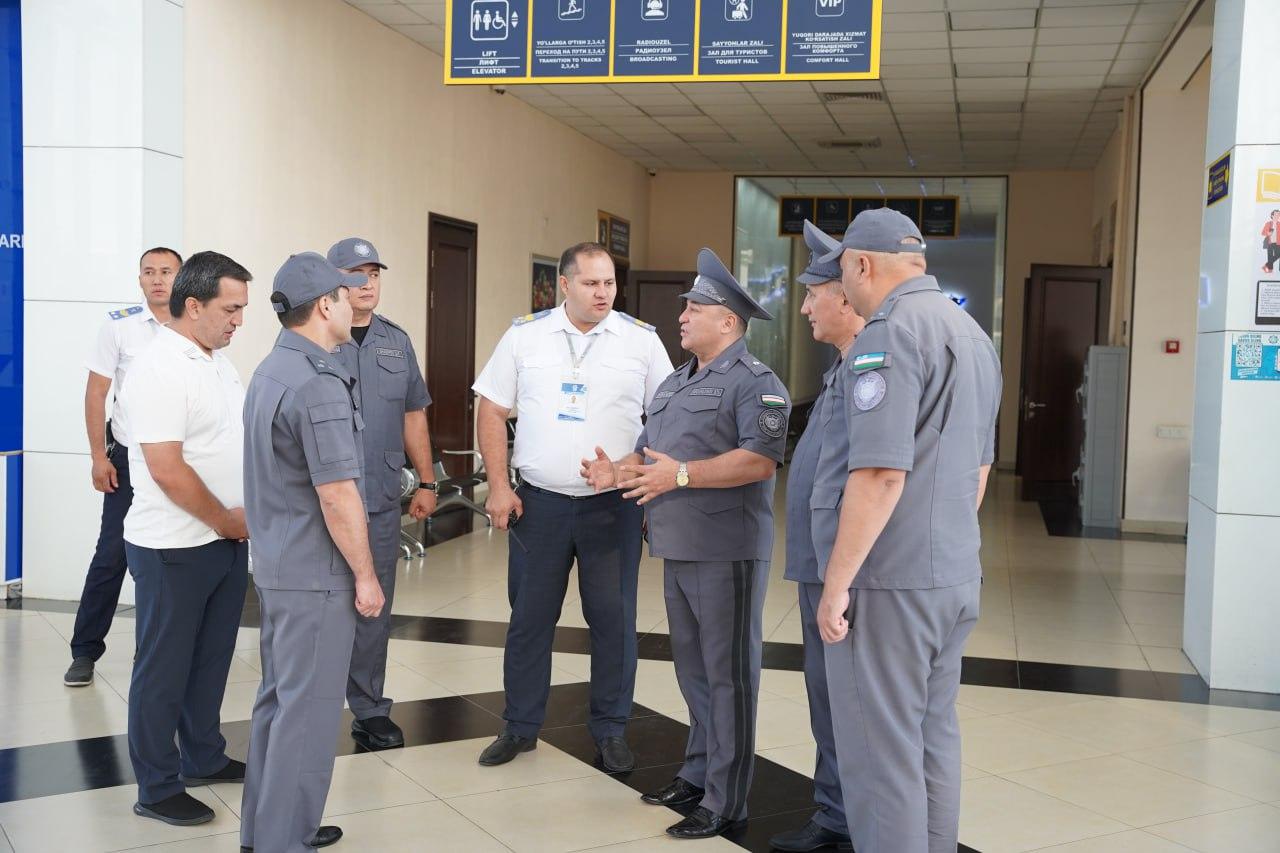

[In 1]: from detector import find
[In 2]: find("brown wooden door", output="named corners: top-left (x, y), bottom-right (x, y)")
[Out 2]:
top-left (1018, 263), bottom-right (1112, 500)
top-left (626, 269), bottom-right (695, 367)
top-left (427, 215), bottom-right (477, 476)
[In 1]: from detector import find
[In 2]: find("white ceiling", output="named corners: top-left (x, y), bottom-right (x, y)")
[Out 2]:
top-left (345, 0), bottom-right (1193, 173)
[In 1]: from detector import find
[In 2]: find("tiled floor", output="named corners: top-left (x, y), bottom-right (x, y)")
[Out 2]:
top-left (1, 472), bottom-right (1278, 852)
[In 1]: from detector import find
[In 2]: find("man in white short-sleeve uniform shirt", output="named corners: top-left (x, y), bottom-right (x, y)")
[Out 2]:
top-left (119, 251), bottom-right (254, 828)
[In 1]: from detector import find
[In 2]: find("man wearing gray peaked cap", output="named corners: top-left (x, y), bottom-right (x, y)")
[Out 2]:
top-left (239, 252), bottom-right (386, 853)
top-left (812, 208), bottom-right (1002, 853)
top-left (327, 237), bottom-right (437, 753)
top-left (583, 248), bottom-right (791, 840)
top-left (768, 220), bottom-right (866, 853)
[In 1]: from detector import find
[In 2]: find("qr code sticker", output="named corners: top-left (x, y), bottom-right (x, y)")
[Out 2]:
top-left (1236, 336), bottom-right (1262, 368)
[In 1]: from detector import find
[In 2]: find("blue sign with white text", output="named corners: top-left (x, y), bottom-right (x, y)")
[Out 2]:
top-left (613, 0), bottom-right (696, 77)
top-left (698, 0), bottom-right (783, 76)
top-left (531, 0), bottom-right (610, 78)
top-left (448, 0), bottom-right (529, 80)
top-left (0, 0), bottom-right (22, 582)
top-left (786, 0), bottom-right (874, 75)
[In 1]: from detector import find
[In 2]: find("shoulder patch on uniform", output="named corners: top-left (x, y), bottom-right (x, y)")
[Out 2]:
top-left (739, 353), bottom-right (770, 376)
top-left (758, 408), bottom-right (787, 439)
top-left (615, 311), bottom-right (656, 332)
top-left (852, 370), bottom-right (887, 411)
top-left (108, 305), bottom-right (144, 320)
top-left (850, 352), bottom-right (890, 372)
top-left (512, 309), bottom-right (553, 326)
top-left (760, 394), bottom-right (786, 408)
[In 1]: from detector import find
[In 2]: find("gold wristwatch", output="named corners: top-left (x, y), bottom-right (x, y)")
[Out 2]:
top-left (676, 462), bottom-right (690, 488)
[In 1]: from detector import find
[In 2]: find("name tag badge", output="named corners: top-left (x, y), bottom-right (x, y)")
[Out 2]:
top-left (557, 379), bottom-right (588, 422)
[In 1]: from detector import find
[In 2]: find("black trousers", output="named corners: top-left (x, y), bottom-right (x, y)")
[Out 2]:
top-left (502, 484), bottom-right (643, 740)
top-left (70, 441), bottom-right (133, 661)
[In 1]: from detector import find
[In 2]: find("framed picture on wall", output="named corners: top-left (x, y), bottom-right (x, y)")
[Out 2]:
top-left (532, 256), bottom-right (558, 312)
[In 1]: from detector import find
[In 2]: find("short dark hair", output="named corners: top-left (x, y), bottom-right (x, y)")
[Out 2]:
top-left (275, 286), bottom-right (342, 329)
top-left (139, 247), bottom-right (183, 268)
top-left (558, 242), bottom-right (612, 280)
top-left (170, 251), bottom-right (252, 318)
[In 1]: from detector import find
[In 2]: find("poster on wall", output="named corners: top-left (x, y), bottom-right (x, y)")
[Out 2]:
top-left (1258, 169), bottom-right (1280, 277)
top-left (1206, 151), bottom-right (1230, 206)
top-left (531, 256), bottom-right (558, 311)
top-left (815, 197), bottom-right (850, 234)
top-left (1230, 332), bottom-right (1280, 381)
top-left (920, 197), bottom-right (958, 238)
top-left (1, 0), bottom-right (24, 583)
top-left (779, 196), bottom-right (815, 236)
top-left (445, 0), bottom-right (882, 84)
top-left (1256, 280), bottom-right (1280, 326)
top-left (597, 210), bottom-right (630, 260)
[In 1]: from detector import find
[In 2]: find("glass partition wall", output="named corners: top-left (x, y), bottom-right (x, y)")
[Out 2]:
top-left (732, 176), bottom-right (1007, 403)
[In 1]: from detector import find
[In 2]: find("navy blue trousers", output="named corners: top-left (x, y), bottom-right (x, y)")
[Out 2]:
top-left (503, 485), bottom-right (643, 741)
top-left (126, 538), bottom-right (248, 804)
top-left (71, 441), bottom-right (133, 661)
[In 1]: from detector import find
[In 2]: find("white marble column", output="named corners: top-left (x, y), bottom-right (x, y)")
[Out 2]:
top-left (1185, 0), bottom-right (1280, 692)
top-left (20, 0), bottom-right (183, 600)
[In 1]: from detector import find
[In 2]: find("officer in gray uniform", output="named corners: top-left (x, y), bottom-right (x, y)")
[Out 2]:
top-left (585, 248), bottom-right (791, 840)
top-left (240, 252), bottom-right (387, 853)
top-left (327, 237), bottom-right (437, 752)
top-left (811, 210), bottom-right (1002, 853)
top-left (769, 221), bottom-right (865, 853)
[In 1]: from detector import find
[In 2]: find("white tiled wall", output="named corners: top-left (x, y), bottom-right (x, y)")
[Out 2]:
top-left (19, 0), bottom-right (181, 601)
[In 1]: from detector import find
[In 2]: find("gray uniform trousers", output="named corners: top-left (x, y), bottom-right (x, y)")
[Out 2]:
top-left (347, 508), bottom-right (401, 719)
top-left (665, 558), bottom-right (770, 821)
top-left (241, 588), bottom-right (357, 853)
top-left (796, 582), bottom-right (847, 835)
top-left (824, 580), bottom-right (981, 853)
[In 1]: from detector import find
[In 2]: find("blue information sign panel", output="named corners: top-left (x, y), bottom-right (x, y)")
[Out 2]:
top-left (446, 0), bottom-right (529, 81)
top-left (698, 0), bottom-right (782, 77)
top-left (613, 0), bottom-right (696, 77)
top-left (444, 0), bottom-right (882, 84)
top-left (531, 0), bottom-right (610, 78)
top-left (786, 0), bottom-right (875, 76)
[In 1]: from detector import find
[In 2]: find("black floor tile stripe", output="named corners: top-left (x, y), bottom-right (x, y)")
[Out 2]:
top-left (1037, 498), bottom-right (1186, 543)
top-left (0, 682), bottom-right (979, 852)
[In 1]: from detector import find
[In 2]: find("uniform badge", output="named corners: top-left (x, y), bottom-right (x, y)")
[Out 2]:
top-left (852, 370), bottom-right (887, 411)
top-left (851, 352), bottom-right (889, 372)
top-left (760, 393), bottom-right (786, 407)
top-left (758, 408), bottom-right (787, 438)
top-left (354, 242), bottom-right (372, 258)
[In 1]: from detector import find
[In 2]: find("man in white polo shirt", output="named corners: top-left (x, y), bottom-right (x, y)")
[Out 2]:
top-left (119, 251), bottom-right (253, 827)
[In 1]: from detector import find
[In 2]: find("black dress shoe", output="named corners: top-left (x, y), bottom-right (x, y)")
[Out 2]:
top-left (596, 736), bottom-right (635, 772)
top-left (133, 792), bottom-right (215, 826)
top-left (240, 824), bottom-right (343, 851)
top-left (478, 733), bottom-right (537, 766)
top-left (182, 758), bottom-right (246, 786)
top-left (666, 806), bottom-right (745, 839)
top-left (640, 777), bottom-right (704, 807)
top-left (352, 715), bottom-right (405, 750)
top-left (768, 819), bottom-right (854, 851)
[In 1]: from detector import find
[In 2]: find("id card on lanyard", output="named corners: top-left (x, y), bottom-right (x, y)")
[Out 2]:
top-left (557, 331), bottom-right (595, 422)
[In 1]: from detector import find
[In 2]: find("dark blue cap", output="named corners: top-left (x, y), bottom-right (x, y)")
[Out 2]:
top-left (816, 208), bottom-right (926, 264)
top-left (680, 248), bottom-right (773, 322)
top-left (327, 237), bottom-right (387, 271)
top-left (797, 220), bottom-right (844, 285)
top-left (269, 252), bottom-right (367, 314)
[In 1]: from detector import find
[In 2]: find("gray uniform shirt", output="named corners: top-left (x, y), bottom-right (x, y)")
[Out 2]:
top-left (785, 356), bottom-right (848, 584)
top-left (243, 329), bottom-right (366, 591)
top-left (842, 275), bottom-right (1001, 590)
top-left (637, 337), bottom-right (791, 562)
top-left (332, 314), bottom-right (430, 513)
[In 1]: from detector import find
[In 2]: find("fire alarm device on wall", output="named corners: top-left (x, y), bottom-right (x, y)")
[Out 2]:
top-left (1164, 340), bottom-right (1180, 354)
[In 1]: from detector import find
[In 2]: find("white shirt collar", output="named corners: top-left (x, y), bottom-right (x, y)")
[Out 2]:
top-left (160, 324), bottom-right (214, 361)
top-left (548, 303), bottom-right (619, 337)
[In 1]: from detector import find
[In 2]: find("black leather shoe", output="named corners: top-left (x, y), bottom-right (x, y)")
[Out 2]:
top-left (352, 715), bottom-right (405, 750)
top-left (182, 758), bottom-right (246, 786)
top-left (133, 792), bottom-right (215, 826)
top-left (768, 819), bottom-right (854, 851)
top-left (596, 736), bottom-right (635, 772)
top-left (240, 824), bottom-right (343, 851)
top-left (478, 733), bottom-right (537, 766)
top-left (666, 806), bottom-right (745, 839)
top-left (640, 777), bottom-right (704, 807)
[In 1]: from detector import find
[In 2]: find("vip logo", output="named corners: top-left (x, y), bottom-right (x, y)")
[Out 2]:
top-left (816, 0), bottom-right (845, 16)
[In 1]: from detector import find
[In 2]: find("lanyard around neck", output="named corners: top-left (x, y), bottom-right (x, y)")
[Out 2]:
top-left (564, 331), bottom-right (597, 371)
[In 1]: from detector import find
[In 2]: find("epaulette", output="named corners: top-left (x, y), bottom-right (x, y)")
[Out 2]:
top-left (615, 311), bottom-right (656, 332)
top-left (739, 352), bottom-right (771, 376)
top-left (108, 305), bottom-right (144, 321)
top-left (375, 313), bottom-right (407, 336)
top-left (305, 353), bottom-right (350, 384)
top-left (512, 309), bottom-right (553, 326)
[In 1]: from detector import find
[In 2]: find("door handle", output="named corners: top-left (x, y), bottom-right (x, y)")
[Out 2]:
top-left (1024, 400), bottom-right (1047, 419)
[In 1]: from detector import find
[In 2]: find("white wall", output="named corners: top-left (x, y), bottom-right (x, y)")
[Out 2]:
top-left (184, 0), bottom-right (653, 382)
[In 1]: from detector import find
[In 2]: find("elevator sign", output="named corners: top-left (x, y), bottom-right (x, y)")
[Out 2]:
top-left (444, 0), bottom-right (882, 84)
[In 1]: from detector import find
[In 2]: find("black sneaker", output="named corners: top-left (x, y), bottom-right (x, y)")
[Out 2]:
top-left (182, 758), bottom-right (246, 786)
top-left (64, 657), bottom-right (94, 687)
top-left (133, 792), bottom-right (215, 826)
top-left (352, 715), bottom-right (405, 750)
